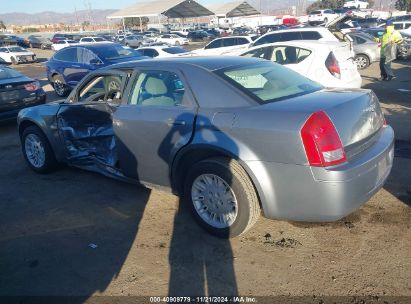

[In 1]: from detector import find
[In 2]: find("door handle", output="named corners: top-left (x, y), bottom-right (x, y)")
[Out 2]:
top-left (167, 118), bottom-right (186, 126)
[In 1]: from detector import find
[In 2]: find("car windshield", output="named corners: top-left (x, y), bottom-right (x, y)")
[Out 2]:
top-left (8, 47), bottom-right (26, 52)
top-left (217, 62), bottom-right (323, 104)
top-left (163, 47), bottom-right (188, 54)
top-left (0, 67), bottom-right (22, 79)
top-left (94, 44), bottom-right (143, 60)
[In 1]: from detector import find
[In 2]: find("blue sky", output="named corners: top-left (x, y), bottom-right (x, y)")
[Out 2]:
top-left (2, 0), bottom-right (225, 14)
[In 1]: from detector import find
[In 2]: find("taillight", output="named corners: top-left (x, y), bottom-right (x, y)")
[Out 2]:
top-left (24, 81), bottom-right (40, 92)
top-left (301, 111), bottom-right (347, 167)
top-left (325, 52), bottom-right (341, 79)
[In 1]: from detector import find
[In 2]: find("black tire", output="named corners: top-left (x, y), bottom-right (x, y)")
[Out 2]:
top-left (355, 54), bottom-right (370, 70)
top-left (52, 74), bottom-right (70, 97)
top-left (184, 157), bottom-right (260, 238)
top-left (323, 18), bottom-right (328, 24)
top-left (11, 57), bottom-right (18, 65)
top-left (21, 126), bottom-right (58, 174)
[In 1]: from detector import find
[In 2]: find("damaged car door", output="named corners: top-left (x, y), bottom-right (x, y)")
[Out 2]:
top-left (56, 71), bottom-right (128, 171)
top-left (114, 68), bottom-right (197, 187)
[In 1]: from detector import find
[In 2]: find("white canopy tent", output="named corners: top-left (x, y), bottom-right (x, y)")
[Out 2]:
top-left (107, 0), bottom-right (214, 32)
top-left (207, 1), bottom-right (260, 18)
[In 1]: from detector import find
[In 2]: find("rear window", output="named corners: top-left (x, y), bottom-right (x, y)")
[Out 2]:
top-left (217, 62), bottom-right (322, 104)
top-left (0, 67), bottom-right (22, 79)
top-left (163, 47), bottom-right (187, 54)
top-left (253, 33), bottom-right (282, 46)
top-left (311, 11), bottom-right (321, 14)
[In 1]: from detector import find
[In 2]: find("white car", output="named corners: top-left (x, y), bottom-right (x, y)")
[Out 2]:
top-left (238, 40), bottom-right (362, 89)
top-left (344, 0), bottom-right (369, 9)
top-left (137, 46), bottom-right (189, 58)
top-left (51, 40), bottom-right (77, 51)
top-left (379, 21), bottom-right (411, 35)
top-left (0, 46), bottom-right (36, 64)
top-left (191, 36), bottom-right (254, 56)
top-left (155, 34), bottom-right (189, 46)
top-left (170, 29), bottom-right (190, 37)
top-left (79, 37), bottom-right (108, 44)
top-left (308, 9), bottom-right (339, 25)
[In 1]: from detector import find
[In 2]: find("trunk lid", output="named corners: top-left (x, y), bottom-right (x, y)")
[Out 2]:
top-left (260, 89), bottom-right (385, 159)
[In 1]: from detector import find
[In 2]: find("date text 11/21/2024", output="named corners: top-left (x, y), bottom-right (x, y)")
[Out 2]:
top-left (149, 297), bottom-right (257, 303)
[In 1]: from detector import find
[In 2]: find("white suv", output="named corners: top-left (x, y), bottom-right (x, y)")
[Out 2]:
top-left (191, 36), bottom-right (254, 56)
top-left (344, 0), bottom-right (369, 9)
top-left (308, 9), bottom-right (339, 25)
top-left (252, 28), bottom-right (341, 48)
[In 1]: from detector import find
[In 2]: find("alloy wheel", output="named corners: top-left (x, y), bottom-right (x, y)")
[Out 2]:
top-left (24, 134), bottom-right (46, 168)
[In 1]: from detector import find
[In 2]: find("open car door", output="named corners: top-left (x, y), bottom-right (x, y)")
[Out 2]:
top-left (56, 70), bottom-right (129, 173)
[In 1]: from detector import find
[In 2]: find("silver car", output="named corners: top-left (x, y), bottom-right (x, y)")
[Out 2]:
top-left (17, 57), bottom-right (394, 238)
top-left (348, 32), bottom-right (380, 69)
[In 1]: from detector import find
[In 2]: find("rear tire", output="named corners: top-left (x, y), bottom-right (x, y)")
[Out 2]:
top-left (323, 18), bottom-right (328, 24)
top-left (21, 126), bottom-right (58, 174)
top-left (355, 54), bottom-right (370, 70)
top-left (184, 157), bottom-right (260, 238)
top-left (11, 57), bottom-right (18, 65)
top-left (52, 75), bottom-right (70, 97)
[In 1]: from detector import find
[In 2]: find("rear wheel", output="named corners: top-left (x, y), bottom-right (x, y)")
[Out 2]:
top-left (22, 126), bottom-right (58, 173)
top-left (184, 157), bottom-right (260, 238)
top-left (52, 75), bottom-right (70, 97)
top-left (11, 57), bottom-right (18, 65)
top-left (323, 17), bottom-right (328, 24)
top-left (355, 54), bottom-right (370, 70)
top-left (175, 41), bottom-right (180, 46)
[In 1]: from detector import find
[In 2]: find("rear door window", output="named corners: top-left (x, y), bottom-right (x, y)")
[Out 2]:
top-left (269, 46), bottom-right (312, 64)
top-left (237, 38), bottom-right (250, 45)
top-left (54, 48), bottom-right (78, 62)
top-left (281, 32), bottom-right (302, 41)
top-left (242, 46), bottom-right (273, 60)
top-left (205, 39), bottom-right (222, 49)
top-left (223, 38), bottom-right (237, 47)
top-left (301, 31), bottom-right (322, 40)
top-left (254, 33), bottom-right (282, 46)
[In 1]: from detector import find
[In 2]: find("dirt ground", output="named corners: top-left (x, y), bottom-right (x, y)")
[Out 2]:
top-left (0, 49), bottom-right (410, 303)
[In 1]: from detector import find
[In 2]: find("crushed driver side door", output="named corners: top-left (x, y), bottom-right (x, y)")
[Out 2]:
top-left (56, 70), bottom-right (129, 173)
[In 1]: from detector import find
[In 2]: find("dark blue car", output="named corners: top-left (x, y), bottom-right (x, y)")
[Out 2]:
top-left (46, 43), bottom-right (147, 97)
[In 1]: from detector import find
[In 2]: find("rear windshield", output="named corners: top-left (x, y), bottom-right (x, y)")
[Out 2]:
top-left (163, 47), bottom-right (188, 54)
top-left (311, 11), bottom-right (321, 14)
top-left (217, 62), bottom-right (322, 104)
top-left (0, 67), bottom-right (22, 79)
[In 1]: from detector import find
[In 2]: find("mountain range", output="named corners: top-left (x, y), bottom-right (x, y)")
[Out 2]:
top-left (0, 0), bottom-right (395, 26)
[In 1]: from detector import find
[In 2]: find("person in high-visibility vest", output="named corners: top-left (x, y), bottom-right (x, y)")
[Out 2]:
top-left (377, 20), bottom-right (403, 81)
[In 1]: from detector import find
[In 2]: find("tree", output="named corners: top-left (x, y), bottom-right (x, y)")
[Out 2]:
top-left (124, 17), bottom-right (149, 29)
top-left (306, 0), bottom-right (375, 13)
top-left (395, 0), bottom-right (411, 11)
top-left (0, 20), bottom-right (6, 30)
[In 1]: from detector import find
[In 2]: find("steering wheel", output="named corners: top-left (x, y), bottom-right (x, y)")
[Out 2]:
top-left (84, 91), bottom-right (106, 103)
top-left (104, 89), bottom-right (122, 104)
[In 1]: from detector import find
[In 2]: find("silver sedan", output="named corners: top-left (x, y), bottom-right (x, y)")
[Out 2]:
top-left (17, 57), bottom-right (394, 238)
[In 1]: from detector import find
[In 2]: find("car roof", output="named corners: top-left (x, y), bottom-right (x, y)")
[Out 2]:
top-left (108, 56), bottom-right (266, 71)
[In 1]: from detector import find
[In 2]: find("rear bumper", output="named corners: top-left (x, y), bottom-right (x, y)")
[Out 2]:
top-left (245, 126), bottom-right (394, 222)
top-left (0, 93), bottom-right (46, 122)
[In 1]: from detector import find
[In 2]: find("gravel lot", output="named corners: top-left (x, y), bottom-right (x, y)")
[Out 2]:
top-left (0, 48), bottom-right (410, 303)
